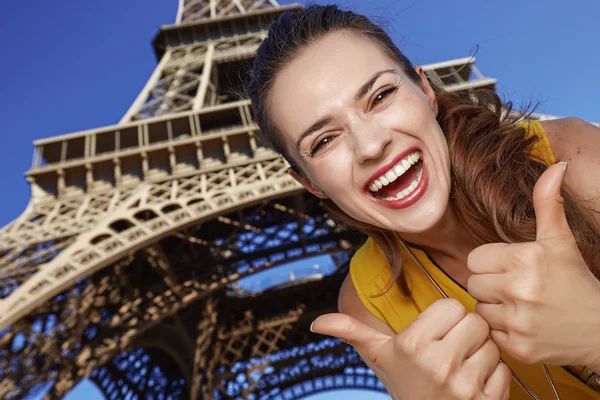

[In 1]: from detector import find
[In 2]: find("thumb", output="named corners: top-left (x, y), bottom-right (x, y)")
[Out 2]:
top-left (533, 161), bottom-right (571, 241)
top-left (311, 313), bottom-right (392, 367)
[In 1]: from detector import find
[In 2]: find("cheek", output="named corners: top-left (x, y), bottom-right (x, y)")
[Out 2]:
top-left (381, 93), bottom-right (437, 131)
top-left (319, 160), bottom-right (353, 190)
top-left (307, 155), bottom-right (355, 197)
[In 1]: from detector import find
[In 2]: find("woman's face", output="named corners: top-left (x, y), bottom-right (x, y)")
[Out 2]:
top-left (269, 31), bottom-right (452, 233)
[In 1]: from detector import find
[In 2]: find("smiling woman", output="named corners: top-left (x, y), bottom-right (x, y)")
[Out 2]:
top-left (246, 4), bottom-right (600, 400)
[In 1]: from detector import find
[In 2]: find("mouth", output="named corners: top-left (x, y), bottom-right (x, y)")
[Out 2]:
top-left (364, 148), bottom-right (426, 206)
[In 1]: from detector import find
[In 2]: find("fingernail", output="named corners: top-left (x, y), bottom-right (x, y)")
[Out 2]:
top-left (310, 321), bottom-right (315, 333)
top-left (559, 161), bottom-right (568, 171)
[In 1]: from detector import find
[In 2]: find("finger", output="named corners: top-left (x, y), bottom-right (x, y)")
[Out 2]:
top-left (533, 162), bottom-right (572, 241)
top-left (467, 243), bottom-right (510, 274)
top-left (475, 302), bottom-right (508, 332)
top-left (463, 338), bottom-right (501, 389)
top-left (481, 361), bottom-right (512, 400)
top-left (310, 313), bottom-right (392, 365)
top-left (406, 298), bottom-right (467, 342)
top-left (467, 274), bottom-right (507, 304)
top-left (310, 312), bottom-right (392, 344)
top-left (489, 329), bottom-right (510, 356)
top-left (440, 313), bottom-right (489, 361)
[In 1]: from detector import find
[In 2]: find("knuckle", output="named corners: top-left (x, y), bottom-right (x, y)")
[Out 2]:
top-left (512, 243), bottom-right (544, 268)
top-left (442, 298), bottom-right (466, 315)
top-left (512, 278), bottom-right (544, 304)
top-left (431, 361), bottom-right (454, 387)
top-left (337, 314), bottom-right (352, 330)
top-left (362, 342), bottom-right (381, 365)
top-left (467, 312), bottom-right (490, 334)
top-left (448, 371), bottom-right (480, 400)
top-left (425, 299), bottom-right (466, 322)
top-left (335, 315), bottom-right (360, 344)
top-left (397, 330), bottom-right (422, 357)
top-left (467, 245), bottom-right (490, 270)
top-left (466, 275), bottom-right (476, 293)
top-left (452, 381), bottom-right (479, 400)
top-left (485, 338), bottom-right (501, 362)
top-left (336, 313), bottom-right (354, 331)
top-left (507, 337), bottom-right (538, 364)
top-left (509, 308), bottom-right (535, 336)
top-left (466, 248), bottom-right (479, 268)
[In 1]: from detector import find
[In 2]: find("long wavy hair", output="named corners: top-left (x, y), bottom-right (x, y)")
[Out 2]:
top-left (245, 4), bottom-right (600, 296)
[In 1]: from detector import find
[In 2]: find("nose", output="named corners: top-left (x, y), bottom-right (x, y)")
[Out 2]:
top-left (351, 120), bottom-right (392, 164)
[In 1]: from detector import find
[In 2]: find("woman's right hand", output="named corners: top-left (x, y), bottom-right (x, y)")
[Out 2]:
top-left (310, 298), bottom-right (512, 399)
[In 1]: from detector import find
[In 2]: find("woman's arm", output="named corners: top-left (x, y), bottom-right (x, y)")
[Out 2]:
top-left (542, 117), bottom-right (600, 224)
top-left (544, 117), bottom-right (600, 371)
top-left (337, 274), bottom-right (399, 398)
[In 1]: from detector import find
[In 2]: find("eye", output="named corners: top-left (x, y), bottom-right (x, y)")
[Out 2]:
top-left (309, 135), bottom-right (335, 156)
top-left (370, 86), bottom-right (398, 110)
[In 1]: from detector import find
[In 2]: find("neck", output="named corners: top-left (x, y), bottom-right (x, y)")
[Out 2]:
top-left (399, 205), bottom-right (477, 285)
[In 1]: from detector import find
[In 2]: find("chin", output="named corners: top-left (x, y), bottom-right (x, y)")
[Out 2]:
top-left (338, 198), bottom-right (447, 235)
top-left (391, 209), bottom-right (446, 234)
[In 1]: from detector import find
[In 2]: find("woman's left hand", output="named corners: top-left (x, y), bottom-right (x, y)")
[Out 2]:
top-left (467, 162), bottom-right (600, 368)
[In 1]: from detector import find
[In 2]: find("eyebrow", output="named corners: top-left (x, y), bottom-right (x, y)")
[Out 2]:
top-left (354, 68), bottom-right (397, 102)
top-left (295, 69), bottom-right (398, 153)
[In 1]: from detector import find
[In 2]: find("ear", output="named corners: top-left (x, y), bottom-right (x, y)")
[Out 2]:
top-left (288, 168), bottom-right (329, 199)
top-left (414, 66), bottom-right (439, 117)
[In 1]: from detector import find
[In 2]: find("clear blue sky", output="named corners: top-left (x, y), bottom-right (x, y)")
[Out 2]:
top-left (4, 0), bottom-right (599, 399)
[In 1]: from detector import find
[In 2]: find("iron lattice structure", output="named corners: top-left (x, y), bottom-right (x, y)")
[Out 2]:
top-left (0, 1), bottom-right (500, 399)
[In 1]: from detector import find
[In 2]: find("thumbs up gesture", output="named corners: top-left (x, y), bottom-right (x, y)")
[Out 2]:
top-left (467, 162), bottom-right (600, 367)
top-left (311, 299), bottom-right (511, 399)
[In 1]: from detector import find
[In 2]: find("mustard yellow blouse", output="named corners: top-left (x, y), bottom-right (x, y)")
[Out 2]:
top-left (350, 121), bottom-right (600, 399)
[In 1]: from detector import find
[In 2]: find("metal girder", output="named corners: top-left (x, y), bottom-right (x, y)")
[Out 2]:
top-left (191, 266), bottom-right (388, 399)
top-left (177, 0), bottom-right (282, 23)
top-left (0, 188), bottom-right (369, 398)
top-left (0, 159), bottom-right (302, 331)
top-left (89, 318), bottom-right (193, 400)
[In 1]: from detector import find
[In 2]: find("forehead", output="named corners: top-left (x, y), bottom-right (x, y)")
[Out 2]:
top-left (269, 31), bottom-right (400, 148)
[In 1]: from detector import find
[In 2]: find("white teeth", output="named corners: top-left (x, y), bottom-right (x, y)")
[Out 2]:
top-left (385, 170), bottom-right (396, 182)
top-left (392, 165), bottom-right (423, 200)
top-left (396, 179), bottom-right (419, 199)
top-left (368, 151), bottom-right (421, 193)
top-left (394, 164), bottom-right (405, 176)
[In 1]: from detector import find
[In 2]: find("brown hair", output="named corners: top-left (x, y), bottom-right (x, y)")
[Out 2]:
top-left (246, 4), bottom-right (600, 295)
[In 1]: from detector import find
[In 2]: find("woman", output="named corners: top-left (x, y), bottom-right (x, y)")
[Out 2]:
top-left (246, 4), bottom-right (600, 399)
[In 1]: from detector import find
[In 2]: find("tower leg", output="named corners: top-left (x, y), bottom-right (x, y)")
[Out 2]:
top-left (191, 297), bottom-right (219, 400)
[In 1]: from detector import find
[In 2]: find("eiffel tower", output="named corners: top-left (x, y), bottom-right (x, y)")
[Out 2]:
top-left (0, 1), bottom-right (498, 399)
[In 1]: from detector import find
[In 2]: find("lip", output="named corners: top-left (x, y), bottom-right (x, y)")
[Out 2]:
top-left (370, 162), bottom-right (429, 209)
top-left (363, 146), bottom-right (422, 192)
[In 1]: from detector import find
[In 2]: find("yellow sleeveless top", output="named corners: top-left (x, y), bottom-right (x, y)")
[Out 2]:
top-left (350, 121), bottom-right (600, 399)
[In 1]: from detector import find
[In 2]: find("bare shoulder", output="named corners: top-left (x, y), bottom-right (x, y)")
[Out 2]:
top-left (541, 117), bottom-right (600, 215)
top-left (540, 117), bottom-right (600, 162)
top-left (338, 273), bottom-right (396, 336)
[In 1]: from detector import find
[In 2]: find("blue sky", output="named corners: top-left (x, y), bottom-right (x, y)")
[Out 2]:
top-left (3, 0), bottom-right (599, 399)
